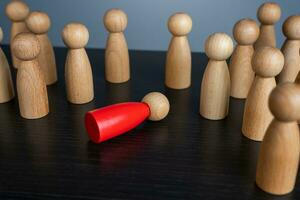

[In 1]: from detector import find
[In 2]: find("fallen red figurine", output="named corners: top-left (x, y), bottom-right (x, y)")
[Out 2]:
top-left (85, 92), bottom-right (170, 143)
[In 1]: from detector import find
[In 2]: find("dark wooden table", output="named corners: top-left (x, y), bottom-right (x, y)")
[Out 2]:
top-left (0, 46), bottom-right (298, 199)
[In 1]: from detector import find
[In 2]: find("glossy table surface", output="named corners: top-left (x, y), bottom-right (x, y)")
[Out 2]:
top-left (0, 46), bottom-right (298, 200)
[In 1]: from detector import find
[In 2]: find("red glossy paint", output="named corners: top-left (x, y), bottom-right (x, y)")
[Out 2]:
top-left (85, 102), bottom-right (150, 143)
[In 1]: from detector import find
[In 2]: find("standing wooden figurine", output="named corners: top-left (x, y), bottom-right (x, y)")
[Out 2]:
top-left (26, 11), bottom-right (57, 85)
top-left (229, 19), bottom-right (259, 99)
top-left (277, 15), bottom-right (300, 83)
top-left (254, 2), bottom-right (281, 49)
top-left (12, 33), bottom-right (49, 119)
top-left (200, 33), bottom-right (233, 120)
top-left (242, 47), bottom-right (284, 141)
top-left (62, 23), bottom-right (94, 104)
top-left (5, 0), bottom-right (30, 69)
top-left (0, 27), bottom-right (15, 103)
top-left (256, 83), bottom-right (300, 195)
top-left (104, 9), bottom-right (130, 83)
top-left (165, 12), bottom-right (192, 89)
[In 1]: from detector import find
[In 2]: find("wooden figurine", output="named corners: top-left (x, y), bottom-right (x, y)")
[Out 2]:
top-left (242, 47), bottom-right (284, 141)
top-left (5, 0), bottom-right (30, 69)
top-left (277, 15), bottom-right (300, 83)
top-left (104, 9), bottom-right (130, 83)
top-left (62, 23), bottom-right (94, 104)
top-left (256, 83), bottom-right (300, 195)
top-left (229, 18), bottom-right (259, 99)
top-left (165, 12), bottom-right (192, 89)
top-left (85, 92), bottom-right (170, 143)
top-left (26, 11), bottom-right (57, 85)
top-left (200, 33), bottom-right (233, 120)
top-left (0, 27), bottom-right (15, 103)
top-left (12, 33), bottom-right (49, 119)
top-left (254, 2), bottom-right (281, 49)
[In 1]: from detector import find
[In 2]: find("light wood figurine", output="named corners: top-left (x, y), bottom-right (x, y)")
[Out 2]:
top-left (277, 15), bottom-right (300, 83)
top-left (26, 11), bottom-right (57, 85)
top-left (165, 12), bottom-right (192, 89)
top-left (5, 0), bottom-right (30, 69)
top-left (229, 18), bottom-right (259, 99)
top-left (200, 33), bottom-right (233, 120)
top-left (104, 9), bottom-right (130, 83)
top-left (242, 47), bottom-right (284, 141)
top-left (254, 2), bottom-right (281, 49)
top-left (12, 33), bottom-right (49, 119)
top-left (256, 83), bottom-right (300, 195)
top-left (62, 23), bottom-right (94, 104)
top-left (0, 27), bottom-right (15, 103)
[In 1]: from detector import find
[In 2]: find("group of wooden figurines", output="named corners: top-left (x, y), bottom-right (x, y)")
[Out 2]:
top-left (1, 1), bottom-right (131, 119)
top-left (198, 3), bottom-right (300, 196)
top-left (1, 0), bottom-right (300, 196)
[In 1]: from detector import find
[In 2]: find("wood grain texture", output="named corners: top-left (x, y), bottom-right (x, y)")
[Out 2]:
top-left (12, 33), bottom-right (49, 119)
top-left (230, 18), bottom-right (259, 99)
top-left (277, 15), bottom-right (300, 83)
top-left (200, 60), bottom-right (230, 120)
top-left (0, 47), bottom-right (15, 103)
top-left (65, 49), bottom-right (94, 104)
top-left (105, 33), bottom-right (130, 83)
top-left (256, 83), bottom-right (300, 195)
top-left (17, 60), bottom-right (49, 119)
top-left (229, 46), bottom-right (255, 99)
top-left (256, 120), bottom-right (299, 195)
top-left (36, 34), bottom-right (57, 85)
top-left (26, 11), bottom-right (57, 85)
top-left (104, 9), bottom-right (130, 83)
top-left (141, 92), bottom-right (170, 121)
top-left (165, 13), bottom-right (192, 89)
top-left (165, 37), bottom-right (191, 89)
top-left (200, 33), bottom-right (233, 120)
top-left (254, 25), bottom-right (276, 49)
top-left (242, 77), bottom-right (275, 141)
top-left (242, 46), bottom-right (284, 141)
top-left (254, 2), bottom-right (281, 49)
top-left (9, 22), bottom-right (28, 68)
top-left (5, 1), bottom-right (30, 69)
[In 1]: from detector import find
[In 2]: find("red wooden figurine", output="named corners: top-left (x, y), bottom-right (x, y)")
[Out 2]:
top-left (85, 92), bottom-right (170, 143)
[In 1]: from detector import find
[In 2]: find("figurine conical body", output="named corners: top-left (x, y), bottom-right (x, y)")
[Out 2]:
top-left (62, 23), bottom-right (94, 104)
top-left (12, 33), bottom-right (49, 119)
top-left (200, 33), bottom-right (233, 120)
top-left (0, 28), bottom-right (15, 103)
top-left (254, 2), bottom-right (281, 49)
top-left (165, 13), bottom-right (192, 89)
top-left (256, 83), bottom-right (300, 195)
top-left (277, 15), bottom-right (300, 83)
top-left (242, 47), bottom-right (284, 141)
top-left (6, 1), bottom-right (30, 68)
top-left (104, 9), bottom-right (130, 83)
top-left (26, 11), bottom-right (57, 85)
top-left (229, 19), bottom-right (259, 98)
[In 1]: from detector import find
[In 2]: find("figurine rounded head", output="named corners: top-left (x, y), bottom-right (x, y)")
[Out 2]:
top-left (6, 1), bottom-right (30, 22)
top-left (62, 23), bottom-right (89, 49)
top-left (142, 92), bottom-right (170, 121)
top-left (205, 32), bottom-right (234, 61)
top-left (12, 32), bottom-right (40, 61)
top-left (26, 11), bottom-right (51, 34)
top-left (282, 15), bottom-right (300, 40)
top-left (104, 9), bottom-right (127, 33)
top-left (269, 83), bottom-right (300, 121)
top-left (0, 27), bottom-right (3, 43)
top-left (257, 2), bottom-right (281, 25)
top-left (252, 46), bottom-right (284, 77)
top-left (168, 12), bottom-right (192, 36)
top-left (233, 18), bottom-right (260, 45)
